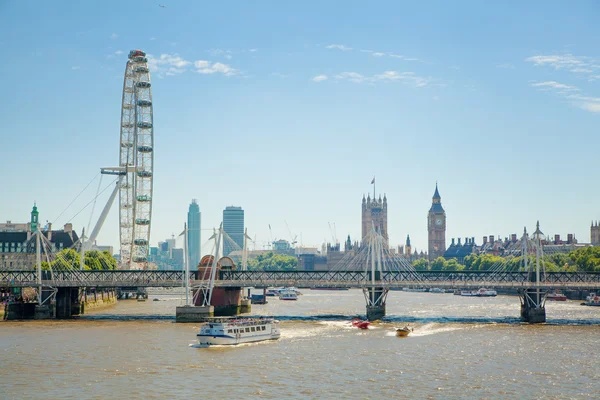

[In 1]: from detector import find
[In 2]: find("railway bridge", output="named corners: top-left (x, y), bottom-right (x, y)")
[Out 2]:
top-left (2, 269), bottom-right (599, 321)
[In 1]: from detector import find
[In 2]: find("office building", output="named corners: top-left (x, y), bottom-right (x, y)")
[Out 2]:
top-left (223, 206), bottom-right (244, 257)
top-left (187, 199), bottom-right (201, 268)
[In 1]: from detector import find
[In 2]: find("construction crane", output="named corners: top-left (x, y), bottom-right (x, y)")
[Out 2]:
top-left (267, 224), bottom-right (273, 249)
top-left (328, 222), bottom-right (338, 244)
top-left (285, 220), bottom-right (298, 246)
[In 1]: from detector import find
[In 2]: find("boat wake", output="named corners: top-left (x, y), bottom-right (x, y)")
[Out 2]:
top-left (408, 323), bottom-right (469, 337)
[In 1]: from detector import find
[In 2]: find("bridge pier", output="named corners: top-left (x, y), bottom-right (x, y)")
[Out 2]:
top-left (55, 287), bottom-right (83, 319)
top-left (190, 287), bottom-right (246, 318)
top-left (519, 288), bottom-right (546, 324)
top-left (363, 287), bottom-right (388, 321)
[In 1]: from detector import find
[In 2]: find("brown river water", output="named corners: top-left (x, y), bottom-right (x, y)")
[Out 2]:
top-left (1, 289), bottom-right (599, 399)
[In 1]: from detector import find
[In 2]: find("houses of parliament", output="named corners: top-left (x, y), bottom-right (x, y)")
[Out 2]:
top-left (360, 182), bottom-right (599, 264)
top-left (361, 184), bottom-right (446, 261)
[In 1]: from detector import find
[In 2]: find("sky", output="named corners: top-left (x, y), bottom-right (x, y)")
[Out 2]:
top-left (0, 1), bottom-right (599, 256)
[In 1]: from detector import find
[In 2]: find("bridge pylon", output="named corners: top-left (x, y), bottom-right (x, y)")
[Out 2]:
top-left (518, 224), bottom-right (547, 323)
top-left (519, 288), bottom-right (547, 323)
top-left (363, 286), bottom-right (389, 321)
top-left (361, 223), bottom-right (389, 320)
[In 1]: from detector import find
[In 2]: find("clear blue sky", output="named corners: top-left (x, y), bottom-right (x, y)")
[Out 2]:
top-left (1, 1), bottom-right (599, 255)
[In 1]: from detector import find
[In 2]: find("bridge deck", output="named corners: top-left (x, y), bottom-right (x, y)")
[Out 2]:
top-left (1, 270), bottom-right (599, 290)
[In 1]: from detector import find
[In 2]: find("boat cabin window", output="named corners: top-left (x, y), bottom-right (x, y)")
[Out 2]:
top-left (245, 328), bottom-right (250, 332)
top-left (261, 326), bottom-right (266, 331)
top-left (251, 327), bottom-right (256, 332)
top-left (227, 329), bottom-right (232, 333)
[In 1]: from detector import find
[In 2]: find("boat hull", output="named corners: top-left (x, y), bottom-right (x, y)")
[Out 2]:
top-left (352, 319), bottom-right (370, 329)
top-left (395, 330), bottom-right (410, 337)
top-left (197, 333), bottom-right (280, 347)
top-left (546, 296), bottom-right (567, 301)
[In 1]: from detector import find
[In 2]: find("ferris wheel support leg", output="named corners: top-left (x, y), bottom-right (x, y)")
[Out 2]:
top-left (87, 178), bottom-right (121, 250)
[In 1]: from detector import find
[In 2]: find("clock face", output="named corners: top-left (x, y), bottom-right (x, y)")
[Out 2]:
top-left (435, 218), bottom-right (443, 226)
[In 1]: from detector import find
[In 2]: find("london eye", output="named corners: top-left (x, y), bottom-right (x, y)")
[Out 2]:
top-left (103, 49), bottom-right (154, 269)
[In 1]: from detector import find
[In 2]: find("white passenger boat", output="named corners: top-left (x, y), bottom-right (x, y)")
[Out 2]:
top-left (475, 288), bottom-right (497, 297)
top-left (197, 317), bottom-right (281, 347)
top-left (279, 290), bottom-right (298, 300)
top-left (585, 293), bottom-right (600, 306)
top-left (461, 288), bottom-right (497, 297)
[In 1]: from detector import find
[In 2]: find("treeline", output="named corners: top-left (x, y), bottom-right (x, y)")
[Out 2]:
top-left (411, 246), bottom-right (600, 273)
top-left (247, 251), bottom-right (297, 271)
top-left (41, 249), bottom-right (118, 271)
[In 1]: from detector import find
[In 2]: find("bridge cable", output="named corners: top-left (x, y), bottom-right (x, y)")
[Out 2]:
top-left (51, 172), bottom-right (100, 225)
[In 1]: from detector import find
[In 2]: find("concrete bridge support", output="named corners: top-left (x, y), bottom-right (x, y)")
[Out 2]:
top-left (193, 287), bottom-right (245, 317)
top-left (55, 287), bottom-right (83, 319)
top-left (519, 288), bottom-right (546, 323)
top-left (364, 287), bottom-right (388, 321)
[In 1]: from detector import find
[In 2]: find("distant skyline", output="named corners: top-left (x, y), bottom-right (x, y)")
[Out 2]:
top-left (0, 1), bottom-right (599, 256)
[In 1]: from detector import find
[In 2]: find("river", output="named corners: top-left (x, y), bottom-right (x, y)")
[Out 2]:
top-left (1, 289), bottom-right (599, 399)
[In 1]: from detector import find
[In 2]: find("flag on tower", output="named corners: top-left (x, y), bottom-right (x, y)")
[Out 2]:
top-left (371, 177), bottom-right (375, 184)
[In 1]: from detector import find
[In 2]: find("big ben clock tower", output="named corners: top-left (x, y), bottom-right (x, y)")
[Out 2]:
top-left (427, 183), bottom-right (446, 261)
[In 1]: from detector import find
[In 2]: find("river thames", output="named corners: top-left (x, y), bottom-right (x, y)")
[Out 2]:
top-left (1, 289), bottom-right (599, 399)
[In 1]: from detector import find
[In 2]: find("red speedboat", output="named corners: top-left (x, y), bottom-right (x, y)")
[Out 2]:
top-left (351, 318), bottom-right (370, 329)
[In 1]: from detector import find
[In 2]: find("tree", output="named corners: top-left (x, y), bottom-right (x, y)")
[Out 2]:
top-left (247, 252), bottom-right (297, 271)
top-left (51, 249), bottom-right (80, 271)
top-left (569, 246), bottom-right (600, 272)
top-left (85, 250), bottom-right (118, 270)
top-left (48, 249), bottom-right (119, 271)
top-left (430, 257), bottom-right (446, 271)
top-left (412, 258), bottom-right (429, 271)
top-left (443, 258), bottom-right (465, 271)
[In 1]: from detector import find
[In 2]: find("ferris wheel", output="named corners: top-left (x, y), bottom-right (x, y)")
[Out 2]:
top-left (117, 49), bottom-right (154, 269)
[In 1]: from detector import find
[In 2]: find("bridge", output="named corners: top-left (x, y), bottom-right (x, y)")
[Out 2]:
top-left (3, 223), bottom-right (600, 322)
top-left (2, 270), bottom-right (600, 290)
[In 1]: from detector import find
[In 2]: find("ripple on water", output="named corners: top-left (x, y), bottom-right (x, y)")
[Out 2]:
top-left (2, 294), bottom-right (600, 399)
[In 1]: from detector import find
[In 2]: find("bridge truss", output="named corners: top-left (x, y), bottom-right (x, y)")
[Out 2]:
top-left (1, 270), bottom-right (599, 289)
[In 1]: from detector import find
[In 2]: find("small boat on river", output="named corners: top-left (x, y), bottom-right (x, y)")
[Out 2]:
top-left (585, 293), bottom-right (600, 306)
top-left (351, 318), bottom-right (370, 329)
top-left (546, 291), bottom-right (567, 301)
top-left (250, 294), bottom-right (267, 304)
top-left (396, 325), bottom-right (413, 337)
top-left (197, 317), bottom-right (281, 347)
top-left (279, 290), bottom-right (298, 301)
top-left (461, 288), bottom-right (497, 297)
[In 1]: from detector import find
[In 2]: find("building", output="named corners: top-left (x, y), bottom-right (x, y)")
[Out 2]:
top-left (444, 230), bottom-right (586, 262)
top-left (223, 206), bottom-right (244, 256)
top-left (297, 253), bottom-right (328, 271)
top-left (91, 242), bottom-right (114, 255)
top-left (592, 222), bottom-right (600, 246)
top-left (171, 248), bottom-right (184, 267)
top-left (0, 204), bottom-right (80, 270)
top-left (427, 184), bottom-right (446, 261)
top-left (273, 239), bottom-right (295, 255)
top-left (187, 199), bottom-right (201, 268)
top-left (362, 193), bottom-right (388, 245)
top-left (148, 237), bottom-right (185, 270)
top-left (444, 237), bottom-right (477, 263)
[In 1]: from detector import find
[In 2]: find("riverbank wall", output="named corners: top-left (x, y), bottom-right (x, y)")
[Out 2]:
top-left (81, 289), bottom-right (117, 312)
